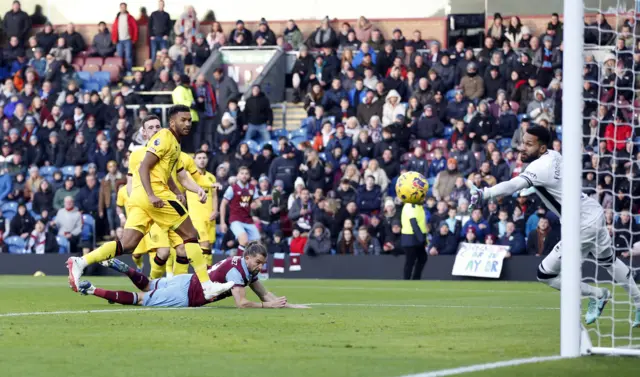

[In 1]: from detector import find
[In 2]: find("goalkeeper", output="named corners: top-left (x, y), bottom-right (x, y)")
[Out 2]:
top-left (470, 125), bottom-right (640, 327)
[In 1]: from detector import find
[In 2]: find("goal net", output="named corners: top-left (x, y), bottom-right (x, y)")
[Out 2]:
top-left (568, 0), bottom-right (640, 356)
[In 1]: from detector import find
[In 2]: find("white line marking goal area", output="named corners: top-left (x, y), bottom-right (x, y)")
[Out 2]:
top-left (397, 356), bottom-right (567, 377)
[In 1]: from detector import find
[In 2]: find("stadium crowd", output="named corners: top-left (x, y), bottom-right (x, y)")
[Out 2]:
top-left (0, 1), bottom-right (638, 260)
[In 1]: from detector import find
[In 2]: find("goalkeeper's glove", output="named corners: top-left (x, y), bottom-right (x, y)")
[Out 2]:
top-left (469, 184), bottom-right (484, 211)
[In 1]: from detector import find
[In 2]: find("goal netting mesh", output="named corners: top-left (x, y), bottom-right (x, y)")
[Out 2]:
top-left (581, 1), bottom-right (640, 353)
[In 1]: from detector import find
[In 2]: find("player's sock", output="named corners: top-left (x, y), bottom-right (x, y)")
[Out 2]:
top-left (607, 258), bottom-right (640, 308)
top-left (83, 241), bottom-right (123, 265)
top-left (202, 247), bottom-right (213, 268)
top-left (174, 255), bottom-right (190, 275)
top-left (166, 248), bottom-right (176, 277)
top-left (132, 254), bottom-right (144, 271)
top-left (237, 244), bottom-right (245, 257)
top-left (184, 239), bottom-right (210, 283)
top-left (94, 288), bottom-right (138, 305)
top-left (124, 267), bottom-right (150, 290)
top-left (149, 252), bottom-right (167, 279)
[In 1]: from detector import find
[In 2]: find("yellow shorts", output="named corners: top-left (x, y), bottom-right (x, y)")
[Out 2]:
top-left (132, 234), bottom-right (150, 255)
top-left (146, 223), bottom-right (182, 249)
top-left (193, 219), bottom-right (216, 244)
top-left (126, 187), bottom-right (189, 237)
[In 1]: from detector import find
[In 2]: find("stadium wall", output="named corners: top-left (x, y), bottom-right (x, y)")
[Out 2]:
top-left (1, 254), bottom-right (636, 281)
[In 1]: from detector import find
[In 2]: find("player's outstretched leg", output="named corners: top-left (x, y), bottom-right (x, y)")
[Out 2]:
top-left (596, 252), bottom-right (640, 326)
top-left (101, 258), bottom-right (150, 291)
top-left (585, 288), bottom-right (610, 325)
top-left (79, 280), bottom-right (141, 305)
top-left (67, 230), bottom-right (144, 292)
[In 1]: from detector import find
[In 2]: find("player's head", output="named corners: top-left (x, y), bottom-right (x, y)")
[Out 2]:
top-left (237, 166), bottom-right (250, 184)
top-left (520, 125), bottom-right (550, 163)
top-left (194, 150), bottom-right (208, 170)
top-left (243, 241), bottom-right (267, 274)
top-left (141, 114), bottom-right (162, 140)
top-left (168, 105), bottom-right (192, 136)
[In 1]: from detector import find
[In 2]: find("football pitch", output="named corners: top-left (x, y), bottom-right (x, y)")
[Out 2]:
top-left (0, 277), bottom-right (638, 377)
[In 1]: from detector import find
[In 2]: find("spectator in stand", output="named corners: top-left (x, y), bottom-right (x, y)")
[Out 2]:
top-left (526, 216), bottom-right (560, 256)
top-left (499, 221), bottom-right (526, 255)
top-left (461, 208), bottom-right (489, 241)
top-left (433, 158), bottom-right (461, 202)
top-left (356, 175), bottom-right (382, 215)
top-left (242, 85), bottom-right (273, 143)
top-left (406, 146), bottom-right (429, 178)
top-left (229, 20), bottom-right (253, 46)
top-left (60, 23), bottom-right (85, 56)
top-left (269, 144), bottom-right (297, 193)
top-left (50, 37), bottom-right (72, 64)
top-left (65, 132), bottom-right (89, 166)
top-left (304, 222), bottom-right (332, 255)
top-left (91, 22), bottom-right (116, 58)
top-left (191, 33), bottom-right (210, 68)
top-left (148, 0), bottom-right (171, 62)
top-left (53, 196), bottom-right (82, 254)
top-left (289, 187), bottom-right (314, 233)
top-left (310, 17), bottom-right (337, 49)
top-left (212, 68), bottom-right (239, 114)
top-left (192, 73), bottom-right (216, 148)
top-left (604, 113), bottom-right (632, 153)
top-left (4, 1), bottom-right (31, 46)
top-left (253, 18), bottom-right (277, 46)
top-left (111, 2), bottom-right (138, 73)
top-left (32, 179), bottom-right (53, 215)
top-left (468, 101), bottom-right (498, 151)
top-left (450, 138), bottom-right (477, 177)
top-left (53, 176), bottom-right (78, 211)
top-left (354, 225), bottom-right (381, 255)
top-left (428, 222), bottom-right (458, 256)
top-left (174, 5), bottom-right (199, 50)
top-left (282, 19), bottom-right (304, 50)
top-left (460, 62), bottom-right (484, 102)
top-left (35, 22), bottom-right (57, 54)
top-left (9, 203), bottom-right (34, 239)
top-left (99, 161), bottom-right (125, 238)
top-left (381, 89), bottom-right (405, 127)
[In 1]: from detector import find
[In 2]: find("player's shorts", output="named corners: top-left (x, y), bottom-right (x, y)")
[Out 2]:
top-left (147, 223), bottom-right (183, 249)
top-left (126, 187), bottom-right (188, 236)
top-left (132, 234), bottom-right (150, 255)
top-left (142, 274), bottom-right (192, 308)
top-left (230, 221), bottom-right (261, 241)
top-left (193, 219), bottom-right (215, 244)
top-left (539, 209), bottom-right (612, 276)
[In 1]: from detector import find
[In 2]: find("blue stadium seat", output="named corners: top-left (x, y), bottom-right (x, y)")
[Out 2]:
top-left (102, 130), bottom-right (111, 142)
top-left (443, 126), bottom-right (453, 137)
top-left (300, 117), bottom-right (312, 129)
top-left (260, 140), bottom-right (280, 155)
top-left (1, 201), bottom-right (18, 219)
top-left (289, 129), bottom-right (307, 140)
top-left (271, 128), bottom-right (289, 139)
top-left (445, 89), bottom-right (457, 102)
top-left (290, 137), bottom-right (306, 147)
top-left (497, 138), bottom-right (512, 151)
top-left (81, 214), bottom-right (95, 245)
top-left (556, 126), bottom-right (563, 141)
top-left (318, 152), bottom-right (327, 161)
top-left (244, 140), bottom-right (260, 155)
top-left (6, 236), bottom-right (26, 254)
top-left (635, 215), bottom-right (640, 225)
top-left (83, 81), bottom-right (101, 92)
top-left (92, 72), bottom-right (110, 87)
top-left (83, 164), bottom-right (90, 172)
top-left (77, 71), bottom-right (91, 84)
top-left (326, 116), bottom-right (336, 125)
top-left (61, 165), bottom-right (75, 177)
top-left (517, 114), bottom-right (525, 123)
top-left (39, 166), bottom-right (58, 178)
top-left (57, 236), bottom-right (70, 254)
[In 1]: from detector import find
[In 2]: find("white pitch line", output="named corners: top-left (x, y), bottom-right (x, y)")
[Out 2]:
top-left (397, 355), bottom-right (567, 377)
top-left (0, 302), bottom-right (561, 318)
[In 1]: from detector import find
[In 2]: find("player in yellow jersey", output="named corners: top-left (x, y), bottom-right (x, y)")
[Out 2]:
top-left (186, 150), bottom-right (218, 268)
top-left (115, 185), bottom-right (148, 271)
top-left (67, 105), bottom-right (233, 300)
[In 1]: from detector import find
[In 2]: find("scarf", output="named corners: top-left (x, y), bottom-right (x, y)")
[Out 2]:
top-left (74, 114), bottom-right (84, 129)
top-left (542, 48), bottom-right (553, 69)
top-left (284, 25), bottom-right (299, 35)
top-left (314, 27), bottom-right (332, 46)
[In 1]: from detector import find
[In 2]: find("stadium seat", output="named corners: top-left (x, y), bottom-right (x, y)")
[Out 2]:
top-left (101, 64), bottom-right (121, 83)
top-left (83, 82), bottom-right (101, 92)
top-left (289, 129), bottom-right (306, 140)
top-left (290, 137), bottom-right (306, 147)
top-left (517, 114), bottom-right (526, 123)
top-left (430, 139), bottom-right (448, 151)
top-left (81, 214), bottom-right (95, 246)
top-left (102, 130), bottom-right (111, 141)
top-left (61, 165), bottom-right (75, 177)
top-left (445, 89), bottom-right (457, 102)
top-left (72, 63), bottom-right (82, 72)
top-left (443, 126), bottom-right (454, 137)
top-left (635, 215), bottom-right (640, 225)
top-left (104, 56), bottom-right (123, 67)
top-left (77, 71), bottom-right (91, 83)
top-left (1, 201), bottom-right (18, 219)
top-left (245, 140), bottom-right (260, 155)
top-left (401, 152), bottom-right (413, 163)
top-left (92, 71), bottom-right (110, 88)
top-left (39, 166), bottom-right (59, 178)
top-left (498, 138), bottom-right (512, 151)
top-left (82, 64), bottom-right (100, 74)
top-left (260, 140), bottom-right (280, 155)
top-left (84, 57), bottom-right (104, 67)
top-left (410, 139), bottom-right (428, 152)
top-left (6, 236), bottom-right (26, 254)
top-left (72, 56), bottom-right (85, 67)
top-left (57, 236), bottom-right (70, 254)
top-left (271, 128), bottom-right (289, 139)
top-left (425, 152), bottom-right (436, 161)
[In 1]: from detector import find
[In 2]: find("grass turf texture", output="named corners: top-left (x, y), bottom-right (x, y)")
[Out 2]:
top-left (0, 277), bottom-right (638, 377)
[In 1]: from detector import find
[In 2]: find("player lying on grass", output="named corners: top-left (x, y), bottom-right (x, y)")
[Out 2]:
top-left (470, 125), bottom-right (640, 327)
top-left (79, 241), bottom-right (309, 309)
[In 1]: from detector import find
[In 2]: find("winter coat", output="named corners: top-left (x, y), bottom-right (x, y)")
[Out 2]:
top-left (526, 89), bottom-right (555, 124)
top-left (433, 169), bottom-right (462, 201)
top-left (459, 74), bottom-right (485, 100)
top-left (304, 223), bottom-right (332, 255)
top-left (414, 114), bottom-right (444, 140)
top-left (356, 184), bottom-right (382, 215)
top-left (60, 31), bottom-right (86, 55)
top-left (283, 26), bottom-right (304, 50)
top-left (65, 141), bottom-right (89, 166)
top-left (498, 111), bottom-right (518, 138)
top-left (406, 156), bottom-right (429, 178)
top-left (310, 26), bottom-right (338, 49)
top-left (54, 207), bottom-right (82, 236)
top-left (93, 29), bottom-right (116, 57)
top-left (304, 161), bottom-right (326, 193)
top-left (36, 30), bottom-right (58, 54)
top-left (500, 232), bottom-right (526, 255)
top-left (3, 9), bottom-right (31, 41)
top-left (489, 159), bottom-right (511, 183)
top-left (243, 92), bottom-right (273, 125)
top-left (381, 90), bottom-right (406, 126)
top-left (268, 156), bottom-right (298, 192)
top-left (10, 213), bottom-right (35, 236)
top-left (469, 112), bottom-right (498, 142)
top-left (356, 97), bottom-right (383, 125)
top-left (0, 174), bottom-right (12, 201)
top-left (148, 10), bottom-right (171, 37)
top-left (353, 235), bottom-right (381, 255)
top-left (429, 232), bottom-right (459, 255)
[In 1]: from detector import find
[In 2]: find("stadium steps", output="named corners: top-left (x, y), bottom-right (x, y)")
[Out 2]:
top-left (272, 103), bottom-right (307, 131)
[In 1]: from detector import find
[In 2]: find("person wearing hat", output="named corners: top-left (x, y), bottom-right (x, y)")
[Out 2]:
top-left (36, 22), bottom-right (57, 54)
top-left (254, 18), bottom-right (277, 46)
top-left (428, 221), bottom-right (458, 256)
top-left (533, 34), bottom-right (561, 87)
top-left (8, 128), bottom-right (24, 152)
top-left (390, 27), bottom-right (406, 51)
top-left (171, 74), bottom-right (199, 151)
top-left (192, 33), bottom-right (211, 67)
top-left (229, 20), bottom-right (253, 45)
top-left (459, 61), bottom-right (484, 101)
top-left (111, 2), bottom-right (138, 72)
top-left (432, 157), bottom-right (463, 201)
top-left (148, 0), bottom-right (171, 62)
top-left (24, 134), bottom-right (43, 167)
top-left (93, 21), bottom-right (116, 58)
top-left (268, 143), bottom-right (298, 193)
top-left (53, 175), bottom-right (79, 211)
top-left (44, 131), bottom-right (64, 167)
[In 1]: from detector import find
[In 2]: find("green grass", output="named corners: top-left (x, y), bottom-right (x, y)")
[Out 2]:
top-left (0, 277), bottom-right (639, 377)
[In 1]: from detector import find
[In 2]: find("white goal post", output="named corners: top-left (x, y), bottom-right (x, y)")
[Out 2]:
top-left (563, 0), bottom-right (640, 357)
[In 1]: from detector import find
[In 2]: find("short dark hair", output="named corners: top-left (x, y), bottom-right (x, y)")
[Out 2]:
top-left (194, 150), bottom-right (207, 158)
top-left (168, 105), bottom-right (190, 120)
top-left (525, 125), bottom-right (551, 146)
top-left (244, 241), bottom-right (267, 258)
top-left (142, 114), bottom-right (161, 128)
top-left (238, 166), bottom-right (250, 173)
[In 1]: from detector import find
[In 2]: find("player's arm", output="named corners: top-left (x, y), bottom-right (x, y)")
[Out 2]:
top-left (249, 280), bottom-right (309, 309)
top-left (177, 169), bottom-right (207, 203)
top-left (219, 187), bottom-right (233, 233)
top-left (139, 152), bottom-right (164, 208)
top-left (210, 187), bottom-right (218, 221)
top-left (483, 176), bottom-right (530, 199)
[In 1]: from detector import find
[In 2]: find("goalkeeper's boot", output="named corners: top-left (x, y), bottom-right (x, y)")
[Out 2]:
top-left (78, 280), bottom-right (96, 296)
top-left (585, 288), bottom-right (610, 325)
top-left (632, 310), bottom-right (640, 328)
top-left (100, 258), bottom-right (130, 274)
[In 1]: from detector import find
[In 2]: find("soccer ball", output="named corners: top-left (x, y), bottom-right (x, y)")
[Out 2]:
top-left (395, 171), bottom-right (429, 204)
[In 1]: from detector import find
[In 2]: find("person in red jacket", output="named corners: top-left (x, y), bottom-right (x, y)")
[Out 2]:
top-left (289, 228), bottom-right (308, 254)
top-left (604, 112), bottom-right (632, 152)
top-left (111, 2), bottom-right (139, 72)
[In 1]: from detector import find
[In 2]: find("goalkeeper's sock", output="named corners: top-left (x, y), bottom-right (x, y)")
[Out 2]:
top-left (174, 255), bottom-right (190, 275)
top-left (608, 258), bottom-right (640, 308)
top-left (83, 241), bottom-right (123, 265)
top-left (202, 247), bottom-right (213, 268)
top-left (94, 288), bottom-right (138, 305)
top-left (149, 251), bottom-right (167, 279)
top-left (184, 239), bottom-right (210, 283)
top-left (132, 254), bottom-right (144, 271)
